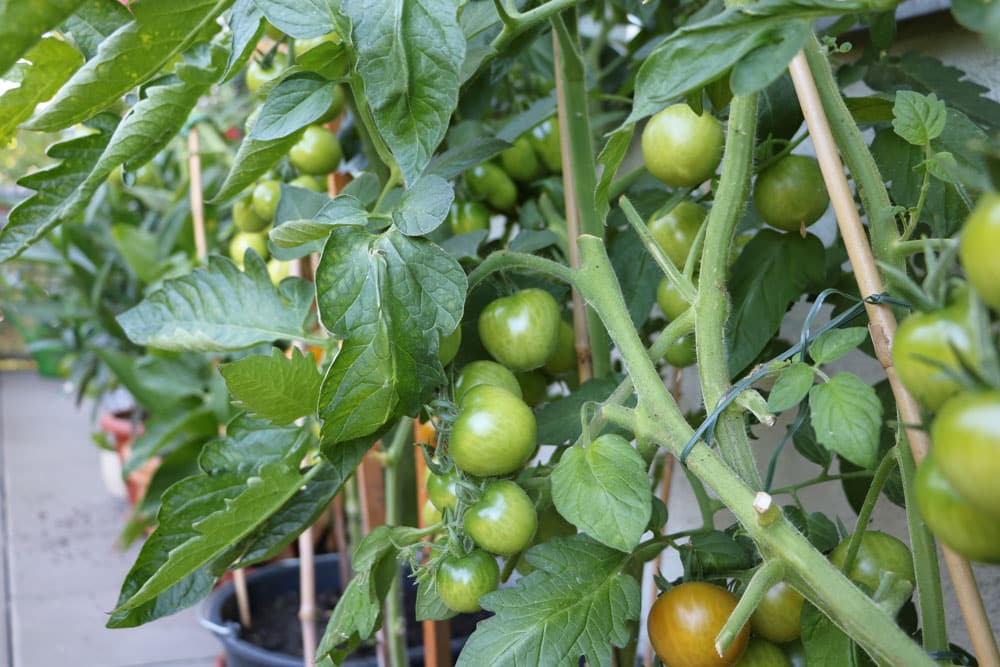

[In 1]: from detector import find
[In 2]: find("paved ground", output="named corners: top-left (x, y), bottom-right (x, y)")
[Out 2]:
top-left (1, 372), bottom-right (219, 667)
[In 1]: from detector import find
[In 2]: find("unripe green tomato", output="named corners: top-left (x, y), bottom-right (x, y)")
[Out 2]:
top-left (438, 326), bottom-right (462, 366)
top-left (436, 550), bottom-right (499, 613)
top-left (448, 201), bottom-right (490, 236)
top-left (915, 450), bottom-right (1000, 563)
top-left (734, 639), bottom-right (791, 667)
top-left (830, 531), bottom-right (915, 594)
top-left (500, 136), bottom-right (543, 182)
top-left (642, 104), bottom-right (724, 187)
top-left (454, 360), bottom-right (522, 405)
top-left (421, 498), bottom-right (442, 527)
top-left (529, 118), bottom-right (562, 173)
top-left (289, 174), bottom-right (324, 192)
top-left (466, 163), bottom-right (518, 212)
top-left (267, 259), bottom-right (290, 285)
top-left (426, 469), bottom-right (459, 512)
top-left (478, 288), bottom-right (562, 371)
top-left (749, 581), bottom-right (804, 643)
top-left (543, 320), bottom-right (576, 375)
top-left (296, 32), bottom-right (348, 80)
top-left (107, 165), bottom-right (125, 190)
top-left (246, 53), bottom-right (287, 98)
top-left (782, 640), bottom-right (806, 667)
top-left (252, 179), bottom-right (282, 221)
top-left (318, 84), bottom-right (347, 122)
top-left (647, 201), bottom-right (707, 270)
top-left (959, 193), bottom-right (1000, 312)
top-left (656, 277), bottom-right (691, 321)
top-left (230, 231), bottom-right (269, 267)
top-left (133, 163), bottom-right (161, 187)
top-left (234, 193), bottom-right (270, 232)
top-left (289, 125), bottom-right (343, 175)
top-left (516, 370), bottom-right (549, 407)
top-left (463, 480), bottom-right (537, 555)
top-left (664, 334), bottom-right (696, 368)
top-left (449, 384), bottom-right (536, 477)
top-left (753, 156), bottom-right (829, 232)
top-left (931, 391), bottom-right (1000, 520)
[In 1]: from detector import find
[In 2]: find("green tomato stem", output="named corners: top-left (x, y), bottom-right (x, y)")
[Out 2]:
top-left (693, 92), bottom-right (763, 488)
top-left (619, 195), bottom-right (697, 303)
top-left (840, 446), bottom-right (897, 575)
top-left (382, 417), bottom-right (413, 667)
top-left (466, 250), bottom-right (576, 293)
top-left (715, 560), bottom-right (786, 656)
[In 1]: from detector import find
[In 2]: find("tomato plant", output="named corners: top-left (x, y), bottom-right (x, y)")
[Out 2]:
top-left (426, 469), bottom-right (460, 512)
top-left (642, 103), bottom-right (725, 188)
top-left (930, 391), bottom-right (1000, 519)
top-left (453, 360), bottom-right (522, 405)
top-left (449, 384), bottom-right (536, 477)
top-left (959, 193), bottom-right (1000, 312)
top-left (647, 200), bottom-right (707, 269)
top-left (288, 125), bottom-right (342, 175)
top-left (436, 550), bottom-right (500, 613)
top-left (753, 155), bottom-right (829, 232)
top-left (463, 480), bottom-right (537, 555)
top-left (478, 289), bottom-right (562, 371)
top-left (750, 581), bottom-right (804, 644)
top-left (830, 531), bottom-right (915, 595)
top-left (648, 582), bottom-right (749, 667)
top-left (448, 201), bottom-right (490, 236)
top-left (734, 639), bottom-right (792, 667)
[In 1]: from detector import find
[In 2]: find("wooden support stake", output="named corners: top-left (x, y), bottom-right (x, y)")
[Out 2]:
top-left (415, 430), bottom-right (452, 667)
top-left (787, 50), bottom-right (1000, 667)
top-left (298, 526), bottom-right (318, 666)
top-left (187, 128), bottom-right (208, 262)
top-left (358, 450), bottom-right (390, 667)
top-left (233, 568), bottom-right (252, 628)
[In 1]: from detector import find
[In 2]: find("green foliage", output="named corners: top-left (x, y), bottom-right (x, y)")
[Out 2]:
top-left (0, 0), bottom-right (84, 76)
top-left (809, 373), bottom-right (882, 470)
top-left (0, 38), bottom-right (82, 146)
top-left (220, 347), bottom-right (322, 425)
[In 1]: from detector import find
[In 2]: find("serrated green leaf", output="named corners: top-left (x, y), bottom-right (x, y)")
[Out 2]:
top-left (551, 435), bottom-right (651, 552)
top-left (792, 406), bottom-right (832, 468)
top-left (92, 347), bottom-right (206, 412)
top-left (767, 362), bottom-right (814, 413)
top-left (111, 224), bottom-right (166, 284)
top-left (271, 193), bottom-right (368, 257)
top-left (595, 125), bottom-right (634, 224)
top-left (809, 327), bottom-right (868, 365)
top-left (0, 38), bottom-right (83, 146)
top-left (924, 151), bottom-right (961, 185)
top-left (415, 574), bottom-right (456, 622)
top-left (393, 175), bottom-right (453, 236)
top-left (440, 230), bottom-right (487, 261)
top-left (456, 536), bottom-right (640, 667)
top-left (680, 530), bottom-right (756, 577)
top-left (609, 226), bottom-right (659, 329)
top-left (61, 0), bottom-right (133, 60)
top-left (252, 0), bottom-right (339, 38)
top-left (892, 91), bottom-right (946, 146)
top-left (0, 0), bottom-right (84, 76)
top-left (118, 253), bottom-right (313, 351)
top-left (27, 0), bottom-right (232, 131)
top-left (784, 505), bottom-right (839, 552)
top-left (250, 73), bottom-right (336, 141)
top-left (809, 373), bottom-right (882, 470)
top-left (224, 0), bottom-right (263, 81)
top-left (426, 136), bottom-right (510, 180)
top-left (210, 124), bottom-right (303, 203)
top-left (315, 226), bottom-right (465, 443)
top-left (801, 603), bottom-right (855, 667)
top-left (346, 0), bottom-right (465, 184)
top-left (727, 230), bottom-right (825, 375)
top-left (844, 95), bottom-right (895, 124)
top-left (220, 347), bottom-right (322, 425)
top-left (535, 377), bottom-right (623, 446)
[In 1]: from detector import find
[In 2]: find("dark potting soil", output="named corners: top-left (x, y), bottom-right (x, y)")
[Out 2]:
top-left (230, 580), bottom-right (488, 659)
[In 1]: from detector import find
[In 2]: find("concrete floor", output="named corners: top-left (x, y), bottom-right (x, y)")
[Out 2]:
top-left (0, 372), bottom-right (219, 667)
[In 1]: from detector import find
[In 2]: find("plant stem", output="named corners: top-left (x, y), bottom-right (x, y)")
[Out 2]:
top-left (716, 560), bottom-right (785, 656)
top-left (694, 92), bottom-right (762, 489)
top-left (620, 196), bottom-right (697, 303)
top-left (383, 418), bottom-right (412, 667)
top-left (841, 447), bottom-right (897, 574)
top-left (466, 250), bottom-right (576, 293)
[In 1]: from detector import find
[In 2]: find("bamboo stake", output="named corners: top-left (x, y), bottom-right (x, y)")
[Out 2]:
top-left (232, 569), bottom-right (252, 628)
top-left (187, 128), bottom-right (208, 261)
top-left (787, 51), bottom-right (1000, 667)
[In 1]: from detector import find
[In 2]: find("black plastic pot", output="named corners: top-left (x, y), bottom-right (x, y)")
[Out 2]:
top-left (201, 553), bottom-right (477, 667)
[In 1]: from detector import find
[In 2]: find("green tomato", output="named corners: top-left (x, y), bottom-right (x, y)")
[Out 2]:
top-left (289, 125), bottom-right (343, 175)
top-left (229, 231), bottom-right (269, 267)
top-left (467, 163), bottom-right (518, 212)
top-left (501, 136), bottom-right (544, 182)
top-left (421, 498), bottom-right (442, 527)
top-left (454, 360), bottom-right (522, 405)
top-left (529, 118), bottom-right (562, 173)
top-left (516, 370), bottom-right (549, 407)
top-left (233, 193), bottom-right (270, 232)
top-left (448, 201), bottom-right (490, 236)
top-left (642, 104), bottom-right (724, 188)
top-left (438, 326), bottom-right (462, 367)
top-left (664, 334), bottom-right (696, 368)
top-left (542, 320), bottom-right (576, 375)
top-left (734, 639), bottom-right (791, 667)
top-left (915, 450), bottom-right (1000, 563)
top-left (449, 384), bottom-right (536, 477)
top-left (830, 531), bottom-right (915, 594)
top-left (656, 277), bottom-right (691, 321)
top-left (463, 480), bottom-right (537, 555)
top-left (960, 193), bottom-right (1000, 312)
top-left (252, 179), bottom-right (282, 221)
top-left (246, 53), bottom-right (287, 98)
top-left (647, 201), bottom-right (707, 270)
top-left (749, 581), bottom-right (804, 643)
top-left (782, 640), bottom-right (806, 667)
top-left (892, 290), bottom-right (977, 411)
top-left (436, 550), bottom-right (499, 613)
top-left (426, 469), bottom-right (459, 512)
top-left (931, 391), bottom-right (1000, 520)
top-left (266, 259), bottom-right (290, 285)
top-left (753, 156), bottom-right (829, 232)
top-left (289, 174), bottom-right (324, 192)
top-left (317, 84), bottom-right (347, 123)
top-left (295, 31), bottom-right (347, 79)
top-left (478, 288), bottom-right (562, 371)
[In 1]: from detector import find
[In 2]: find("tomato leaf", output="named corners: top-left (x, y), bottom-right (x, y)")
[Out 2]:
top-left (609, 226), bottom-right (660, 329)
top-left (793, 405), bottom-right (833, 468)
top-left (26, 0), bottom-right (231, 132)
top-left (767, 362), bottom-right (814, 413)
top-left (61, 0), bottom-right (133, 60)
top-left (680, 530), bottom-right (756, 577)
top-left (122, 404), bottom-right (218, 476)
top-left (251, 0), bottom-right (339, 38)
top-left (223, 0), bottom-right (264, 81)
top-left (784, 506), bottom-right (839, 553)
top-left (551, 435), bottom-right (652, 552)
top-left (118, 252), bottom-right (315, 351)
top-left (801, 603), bottom-right (857, 667)
top-left (426, 136), bottom-right (511, 180)
top-left (210, 124), bottom-right (304, 203)
top-left (0, 0), bottom-right (83, 76)
top-left (809, 373), bottom-right (882, 470)
top-left (951, 0), bottom-right (1000, 51)
top-left (220, 347), bottom-right (322, 425)
top-left (0, 38), bottom-right (83, 146)
top-left (535, 377), bottom-right (623, 446)
top-left (726, 230), bottom-right (825, 376)
top-left (315, 226), bottom-right (465, 444)
top-left (891, 91), bottom-right (946, 146)
top-left (393, 175), bottom-right (454, 236)
top-left (249, 73), bottom-right (337, 141)
top-left (415, 575), bottom-right (456, 622)
top-left (595, 125), bottom-right (634, 224)
top-left (808, 327), bottom-right (868, 365)
top-left (346, 0), bottom-right (465, 184)
top-left (455, 536), bottom-right (640, 667)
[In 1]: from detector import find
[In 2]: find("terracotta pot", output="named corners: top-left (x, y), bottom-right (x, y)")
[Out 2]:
top-left (98, 411), bottom-right (158, 507)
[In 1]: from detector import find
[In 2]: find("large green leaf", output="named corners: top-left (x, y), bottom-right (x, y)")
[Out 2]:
top-left (61, 0), bottom-right (133, 59)
top-left (551, 435), bottom-right (652, 552)
top-left (809, 373), bottom-right (882, 470)
top-left (726, 230), bottom-right (825, 375)
top-left (346, 0), bottom-right (465, 184)
top-left (315, 226), bottom-right (465, 443)
top-left (249, 73), bottom-right (337, 141)
top-left (26, 0), bottom-right (232, 131)
top-left (118, 253), bottom-right (314, 351)
top-left (209, 121), bottom-right (303, 203)
top-left (224, 0), bottom-right (263, 81)
top-left (0, 0), bottom-right (84, 76)
top-left (251, 0), bottom-right (339, 38)
top-left (220, 347), bottom-right (322, 425)
top-left (455, 536), bottom-right (640, 667)
top-left (0, 38), bottom-right (83, 146)
top-left (110, 418), bottom-right (312, 620)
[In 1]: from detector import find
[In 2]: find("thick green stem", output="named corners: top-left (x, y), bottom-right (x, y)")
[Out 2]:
top-left (716, 561), bottom-right (786, 656)
top-left (383, 418), bottom-right (413, 667)
top-left (841, 447), bottom-right (898, 574)
top-left (576, 236), bottom-right (932, 667)
top-left (466, 250), bottom-right (575, 293)
top-left (694, 93), bottom-right (762, 489)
